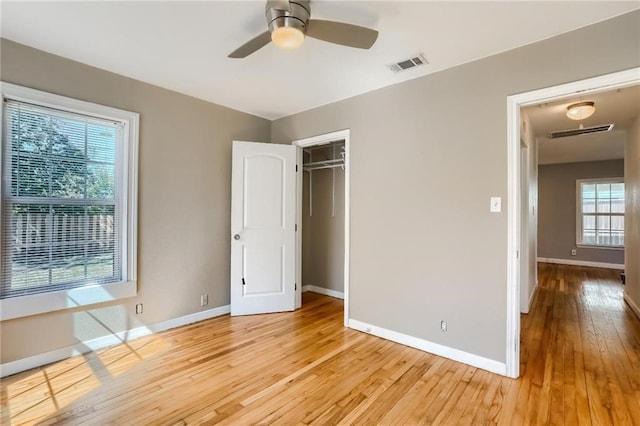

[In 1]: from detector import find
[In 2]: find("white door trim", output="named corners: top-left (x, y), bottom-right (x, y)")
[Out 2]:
top-left (292, 129), bottom-right (351, 327)
top-left (506, 67), bottom-right (640, 378)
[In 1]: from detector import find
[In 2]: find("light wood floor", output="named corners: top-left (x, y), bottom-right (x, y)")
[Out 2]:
top-left (2, 264), bottom-right (639, 425)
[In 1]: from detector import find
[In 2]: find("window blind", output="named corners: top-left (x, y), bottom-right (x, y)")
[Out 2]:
top-left (1, 99), bottom-right (124, 298)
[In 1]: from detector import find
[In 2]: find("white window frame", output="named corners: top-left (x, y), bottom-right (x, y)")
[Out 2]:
top-left (0, 82), bottom-right (138, 320)
top-left (576, 177), bottom-right (624, 249)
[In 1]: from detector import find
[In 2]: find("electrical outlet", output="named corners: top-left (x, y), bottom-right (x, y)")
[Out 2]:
top-left (200, 294), bottom-right (208, 306)
top-left (135, 303), bottom-right (143, 314)
top-left (440, 321), bottom-right (447, 332)
top-left (571, 249), bottom-right (577, 256)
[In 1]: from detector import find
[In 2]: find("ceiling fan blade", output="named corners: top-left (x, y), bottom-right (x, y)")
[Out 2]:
top-left (228, 31), bottom-right (272, 58)
top-left (306, 19), bottom-right (378, 49)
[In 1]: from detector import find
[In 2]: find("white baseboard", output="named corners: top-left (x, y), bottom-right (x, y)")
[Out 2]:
top-left (520, 282), bottom-right (538, 314)
top-left (0, 304), bottom-right (230, 378)
top-left (537, 257), bottom-right (624, 270)
top-left (624, 293), bottom-right (640, 320)
top-left (302, 285), bottom-right (344, 300)
top-left (520, 281), bottom-right (538, 314)
top-left (528, 283), bottom-right (538, 312)
top-left (348, 319), bottom-right (506, 376)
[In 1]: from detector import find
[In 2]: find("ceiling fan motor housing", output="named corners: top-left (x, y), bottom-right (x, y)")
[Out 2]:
top-left (266, 1), bottom-right (311, 35)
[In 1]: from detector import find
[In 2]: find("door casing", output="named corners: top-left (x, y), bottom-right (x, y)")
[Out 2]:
top-left (506, 67), bottom-right (640, 378)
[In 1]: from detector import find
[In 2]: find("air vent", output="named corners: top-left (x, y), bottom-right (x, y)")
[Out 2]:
top-left (548, 124), bottom-right (614, 139)
top-left (388, 53), bottom-right (428, 72)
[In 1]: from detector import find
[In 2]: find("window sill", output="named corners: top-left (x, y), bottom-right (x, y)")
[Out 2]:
top-left (576, 244), bottom-right (624, 251)
top-left (0, 281), bottom-right (136, 321)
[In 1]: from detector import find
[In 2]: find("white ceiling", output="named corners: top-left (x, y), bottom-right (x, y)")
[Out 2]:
top-left (1, 1), bottom-right (638, 120)
top-left (527, 85), bottom-right (640, 165)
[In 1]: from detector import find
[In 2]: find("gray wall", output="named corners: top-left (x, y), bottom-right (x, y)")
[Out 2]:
top-left (272, 11), bottom-right (640, 363)
top-left (626, 114), bottom-right (640, 309)
top-left (0, 39), bottom-right (271, 363)
top-left (538, 160), bottom-right (625, 265)
top-left (302, 159), bottom-right (345, 293)
top-left (2, 11), bottom-right (640, 368)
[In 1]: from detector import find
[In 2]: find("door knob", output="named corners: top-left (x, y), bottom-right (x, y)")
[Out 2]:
top-left (233, 234), bottom-right (241, 240)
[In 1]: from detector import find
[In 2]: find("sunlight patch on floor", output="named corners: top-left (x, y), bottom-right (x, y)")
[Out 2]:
top-left (2, 332), bottom-right (171, 425)
top-left (5, 365), bottom-right (99, 425)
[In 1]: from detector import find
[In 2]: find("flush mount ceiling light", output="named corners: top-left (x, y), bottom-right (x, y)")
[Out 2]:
top-left (566, 101), bottom-right (596, 120)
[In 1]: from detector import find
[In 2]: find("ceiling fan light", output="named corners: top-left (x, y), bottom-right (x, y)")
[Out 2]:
top-left (271, 27), bottom-right (304, 50)
top-left (566, 101), bottom-right (596, 120)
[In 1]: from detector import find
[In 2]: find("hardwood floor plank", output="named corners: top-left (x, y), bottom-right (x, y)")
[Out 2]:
top-left (2, 265), bottom-right (639, 425)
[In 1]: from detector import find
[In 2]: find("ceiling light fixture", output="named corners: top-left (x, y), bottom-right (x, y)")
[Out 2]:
top-left (566, 101), bottom-right (595, 120)
top-left (271, 27), bottom-right (305, 50)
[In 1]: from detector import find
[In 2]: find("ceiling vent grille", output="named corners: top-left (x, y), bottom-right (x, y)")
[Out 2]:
top-left (548, 124), bottom-right (614, 139)
top-left (388, 53), bottom-right (428, 72)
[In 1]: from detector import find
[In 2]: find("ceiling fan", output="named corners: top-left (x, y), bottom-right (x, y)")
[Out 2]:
top-left (228, 0), bottom-right (379, 58)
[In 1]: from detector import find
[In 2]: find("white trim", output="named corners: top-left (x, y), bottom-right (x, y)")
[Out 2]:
top-left (576, 245), bottom-right (624, 251)
top-left (294, 146), bottom-right (304, 310)
top-left (293, 129), bottom-right (350, 327)
top-left (349, 319), bottom-right (506, 376)
top-left (527, 283), bottom-right (538, 313)
top-left (0, 304), bottom-right (230, 378)
top-left (302, 284), bottom-right (344, 300)
top-left (624, 293), bottom-right (640, 320)
top-left (506, 88), bottom-right (521, 379)
top-left (506, 67), bottom-right (640, 379)
top-left (0, 281), bottom-right (136, 321)
top-left (520, 280), bottom-right (538, 315)
top-left (293, 129), bottom-right (350, 147)
top-left (0, 82), bottom-right (139, 319)
top-left (0, 82), bottom-right (139, 124)
top-left (537, 257), bottom-right (624, 270)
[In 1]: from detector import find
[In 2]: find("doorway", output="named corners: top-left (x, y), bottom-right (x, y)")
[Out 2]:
top-left (506, 68), bottom-right (640, 378)
top-left (293, 129), bottom-right (351, 326)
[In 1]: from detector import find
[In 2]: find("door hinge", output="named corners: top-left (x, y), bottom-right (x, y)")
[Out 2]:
top-left (296, 165), bottom-right (298, 172)
top-left (295, 283), bottom-right (297, 291)
top-left (242, 278), bottom-right (246, 286)
top-left (295, 224), bottom-right (298, 232)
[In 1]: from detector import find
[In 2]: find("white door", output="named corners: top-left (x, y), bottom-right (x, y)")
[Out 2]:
top-left (230, 141), bottom-right (297, 316)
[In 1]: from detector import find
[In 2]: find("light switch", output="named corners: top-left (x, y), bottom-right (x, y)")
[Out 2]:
top-left (490, 197), bottom-right (502, 213)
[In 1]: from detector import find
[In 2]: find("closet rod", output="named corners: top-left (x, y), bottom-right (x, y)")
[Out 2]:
top-left (304, 158), bottom-right (343, 168)
top-left (303, 163), bottom-right (344, 172)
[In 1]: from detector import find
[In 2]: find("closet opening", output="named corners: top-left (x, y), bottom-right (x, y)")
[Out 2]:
top-left (293, 130), bottom-right (350, 326)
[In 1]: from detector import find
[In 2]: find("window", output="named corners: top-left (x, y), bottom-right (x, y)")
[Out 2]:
top-left (577, 179), bottom-right (624, 247)
top-left (1, 83), bottom-right (138, 320)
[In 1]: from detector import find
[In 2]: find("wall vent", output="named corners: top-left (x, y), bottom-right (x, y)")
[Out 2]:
top-left (548, 124), bottom-right (614, 139)
top-left (388, 53), bottom-right (428, 72)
